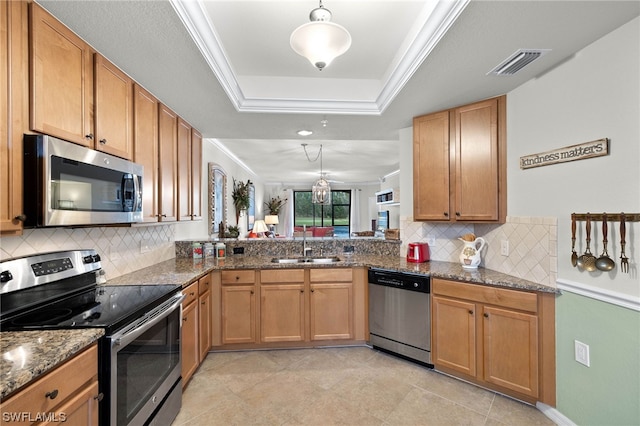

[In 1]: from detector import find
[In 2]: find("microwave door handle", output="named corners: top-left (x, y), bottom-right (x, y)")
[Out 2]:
top-left (112, 293), bottom-right (185, 348)
top-left (133, 174), bottom-right (141, 212)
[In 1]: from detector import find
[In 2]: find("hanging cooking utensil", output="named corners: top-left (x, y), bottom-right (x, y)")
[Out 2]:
top-left (620, 213), bottom-right (629, 273)
top-left (571, 213), bottom-right (578, 267)
top-left (577, 213), bottom-right (597, 272)
top-left (595, 213), bottom-right (615, 271)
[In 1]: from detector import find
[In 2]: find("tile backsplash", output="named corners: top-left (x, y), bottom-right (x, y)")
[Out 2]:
top-left (401, 215), bottom-right (557, 287)
top-left (0, 225), bottom-right (176, 280)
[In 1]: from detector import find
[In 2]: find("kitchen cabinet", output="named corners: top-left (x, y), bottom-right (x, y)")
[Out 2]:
top-left (260, 269), bottom-right (306, 343)
top-left (198, 273), bottom-right (212, 362)
top-left (431, 278), bottom-right (555, 405)
top-left (0, 344), bottom-right (100, 425)
top-left (413, 96), bottom-right (506, 223)
top-left (133, 84), bottom-right (159, 222)
top-left (158, 103), bottom-right (178, 222)
top-left (220, 270), bottom-right (257, 344)
top-left (1, 0), bottom-right (28, 235)
top-left (181, 281), bottom-right (199, 387)
top-left (94, 53), bottom-right (133, 160)
top-left (309, 268), bottom-right (354, 341)
top-left (177, 119), bottom-right (202, 221)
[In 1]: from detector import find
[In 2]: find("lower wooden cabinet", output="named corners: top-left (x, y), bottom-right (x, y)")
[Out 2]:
top-left (431, 278), bottom-right (555, 405)
top-left (181, 273), bottom-right (213, 387)
top-left (309, 269), bottom-right (354, 341)
top-left (260, 269), bottom-right (305, 343)
top-left (220, 270), bottom-right (257, 345)
top-left (0, 344), bottom-right (100, 425)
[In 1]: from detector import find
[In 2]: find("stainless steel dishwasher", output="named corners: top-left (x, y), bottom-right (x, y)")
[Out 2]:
top-left (368, 268), bottom-right (432, 366)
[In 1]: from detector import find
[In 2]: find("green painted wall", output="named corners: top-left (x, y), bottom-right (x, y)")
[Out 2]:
top-left (556, 291), bottom-right (640, 425)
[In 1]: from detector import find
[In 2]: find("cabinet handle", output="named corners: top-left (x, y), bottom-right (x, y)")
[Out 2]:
top-left (468, 310), bottom-right (473, 315)
top-left (300, 290), bottom-right (304, 293)
top-left (45, 389), bottom-right (59, 400)
top-left (456, 212), bottom-right (461, 217)
top-left (201, 301), bottom-right (206, 305)
top-left (311, 289), bottom-right (315, 293)
top-left (13, 214), bottom-right (27, 222)
top-left (183, 317), bottom-right (188, 322)
top-left (85, 133), bottom-right (94, 140)
top-left (250, 290), bottom-right (254, 294)
top-left (443, 212), bottom-right (449, 217)
top-left (94, 392), bottom-right (104, 402)
top-left (484, 313), bottom-right (489, 318)
top-left (190, 292), bottom-right (195, 296)
top-left (99, 138), bottom-right (107, 145)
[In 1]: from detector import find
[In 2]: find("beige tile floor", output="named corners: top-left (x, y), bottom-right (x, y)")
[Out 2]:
top-left (172, 346), bottom-right (556, 425)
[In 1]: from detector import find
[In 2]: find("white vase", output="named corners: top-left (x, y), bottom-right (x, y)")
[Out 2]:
top-left (459, 237), bottom-right (486, 269)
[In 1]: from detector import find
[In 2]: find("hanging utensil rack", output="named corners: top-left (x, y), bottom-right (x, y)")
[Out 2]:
top-left (572, 213), bottom-right (640, 221)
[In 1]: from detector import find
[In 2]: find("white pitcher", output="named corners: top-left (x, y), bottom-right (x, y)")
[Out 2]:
top-left (459, 237), bottom-right (486, 269)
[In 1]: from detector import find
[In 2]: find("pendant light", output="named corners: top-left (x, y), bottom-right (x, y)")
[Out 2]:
top-left (303, 144), bottom-right (332, 205)
top-left (290, 0), bottom-right (352, 71)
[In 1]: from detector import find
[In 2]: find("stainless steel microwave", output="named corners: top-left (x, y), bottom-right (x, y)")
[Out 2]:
top-left (23, 134), bottom-right (143, 227)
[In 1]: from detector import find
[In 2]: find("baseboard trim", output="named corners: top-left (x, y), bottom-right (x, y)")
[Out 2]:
top-left (536, 402), bottom-right (577, 426)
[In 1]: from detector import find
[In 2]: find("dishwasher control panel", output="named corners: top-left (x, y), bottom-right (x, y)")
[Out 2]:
top-left (368, 268), bottom-right (430, 293)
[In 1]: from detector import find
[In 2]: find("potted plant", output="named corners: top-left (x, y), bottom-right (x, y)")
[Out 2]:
top-left (232, 178), bottom-right (252, 223)
top-left (226, 225), bottom-right (239, 238)
top-left (265, 196), bottom-right (287, 215)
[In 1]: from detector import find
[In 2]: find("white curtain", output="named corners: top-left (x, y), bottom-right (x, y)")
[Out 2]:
top-left (283, 189), bottom-right (294, 237)
top-left (350, 188), bottom-right (360, 235)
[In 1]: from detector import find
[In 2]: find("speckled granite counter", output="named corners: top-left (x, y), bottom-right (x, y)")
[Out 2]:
top-left (107, 255), bottom-right (558, 294)
top-left (0, 329), bottom-right (104, 400)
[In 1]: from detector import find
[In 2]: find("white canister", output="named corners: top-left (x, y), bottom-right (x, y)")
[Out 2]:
top-left (192, 242), bottom-right (203, 259)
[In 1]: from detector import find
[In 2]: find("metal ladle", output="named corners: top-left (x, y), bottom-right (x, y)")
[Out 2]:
top-left (595, 213), bottom-right (615, 271)
top-left (577, 214), bottom-right (597, 272)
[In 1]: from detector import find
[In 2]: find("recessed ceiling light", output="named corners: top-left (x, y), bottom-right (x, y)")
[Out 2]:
top-left (297, 130), bottom-right (313, 136)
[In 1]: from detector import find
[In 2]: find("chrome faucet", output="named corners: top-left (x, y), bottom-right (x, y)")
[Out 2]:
top-left (302, 225), bottom-right (311, 257)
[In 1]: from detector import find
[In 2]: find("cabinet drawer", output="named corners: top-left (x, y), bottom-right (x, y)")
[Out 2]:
top-left (432, 279), bottom-right (537, 313)
top-left (198, 274), bottom-right (211, 295)
top-left (1, 345), bottom-right (97, 414)
top-left (221, 270), bottom-right (255, 284)
top-left (310, 268), bottom-right (352, 283)
top-left (182, 281), bottom-right (198, 306)
top-left (261, 269), bottom-right (305, 284)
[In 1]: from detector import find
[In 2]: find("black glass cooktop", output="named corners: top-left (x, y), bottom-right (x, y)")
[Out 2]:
top-left (2, 284), bottom-right (180, 334)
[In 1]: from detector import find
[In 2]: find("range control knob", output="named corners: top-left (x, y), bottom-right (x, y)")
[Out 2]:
top-left (0, 270), bottom-right (13, 283)
top-left (83, 255), bottom-right (94, 264)
top-left (92, 254), bottom-right (101, 263)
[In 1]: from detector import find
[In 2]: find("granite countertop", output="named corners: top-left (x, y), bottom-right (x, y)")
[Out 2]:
top-left (0, 329), bottom-right (104, 400)
top-left (108, 255), bottom-right (558, 294)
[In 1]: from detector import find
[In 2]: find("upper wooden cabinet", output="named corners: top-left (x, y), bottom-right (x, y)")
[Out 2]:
top-left (94, 53), bottom-right (133, 159)
top-left (177, 118), bottom-right (203, 222)
top-left (29, 2), bottom-right (94, 147)
top-left (133, 84), bottom-right (159, 222)
top-left (158, 103), bottom-right (178, 222)
top-left (1, 0), bottom-right (28, 235)
top-left (191, 128), bottom-right (203, 221)
top-left (413, 96), bottom-right (506, 223)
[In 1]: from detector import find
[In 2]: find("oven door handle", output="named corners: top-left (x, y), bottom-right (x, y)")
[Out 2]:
top-left (112, 293), bottom-right (185, 348)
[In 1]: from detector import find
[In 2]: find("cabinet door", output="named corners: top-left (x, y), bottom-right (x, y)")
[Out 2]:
top-left (181, 298), bottom-right (199, 386)
top-left (191, 128), bottom-right (203, 221)
top-left (177, 117), bottom-right (192, 221)
top-left (1, 0), bottom-right (27, 234)
top-left (94, 54), bottom-right (133, 160)
top-left (310, 282), bottom-right (353, 340)
top-left (30, 3), bottom-right (93, 146)
top-left (42, 381), bottom-right (100, 426)
top-left (198, 290), bottom-right (211, 362)
top-left (221, 285), bottom-right (256, 344)
top-left (413, 110), bottom-right (451, 221)
top-left (158, 103), bottom-right (177, 222)
top-left (432, 296), bottom-right (477, 377)
top-left (260, 284), bottom-right (305, 343)
top-left (133, 84), bottom-right (159, 222)
top-left (453, 98), bottom-right (499, 221)
top-left (483, 306), bottom-right (539, 397)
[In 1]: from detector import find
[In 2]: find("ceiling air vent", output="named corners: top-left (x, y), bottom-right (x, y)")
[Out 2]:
top-left (487, 49), bottom-right (550, 76)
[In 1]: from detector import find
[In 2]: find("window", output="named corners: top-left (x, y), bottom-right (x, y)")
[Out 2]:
top-left (293, 190), bottom-right (351, 238)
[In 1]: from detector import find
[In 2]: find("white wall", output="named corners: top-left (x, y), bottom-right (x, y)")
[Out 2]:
top-left (508, 16), bottom-right (640, 299)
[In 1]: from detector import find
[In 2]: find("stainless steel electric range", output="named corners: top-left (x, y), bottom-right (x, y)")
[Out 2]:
top-left (0, 250), bottom-right (184, 426)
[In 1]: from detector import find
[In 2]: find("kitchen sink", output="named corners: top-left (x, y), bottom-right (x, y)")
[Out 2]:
top-left (270, 256), bottom-right (341, 264)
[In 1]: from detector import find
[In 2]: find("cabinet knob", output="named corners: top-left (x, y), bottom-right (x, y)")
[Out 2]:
top-left (300, 290), bottom-right (304, 294)
top-left (94, 392), bottom-right (104, 402)
top-left (443, 212), bottom-right (449, 217)
top-left (99, 138), bottom-right (107, 145)
top-left (484, 313), bottom-right (489, 318)
top-left (85, 133), bottom-right (94, 140)
top-left (311, 289), bottom-right (315, 293)
top-left (456, 212), bottom-right (461, 217)
top-left (190, 292), bottom-right (195, 296)
top-left (183, 317), bottom-right (188, 322)
top-left (13, 214), bottom-right (27, 222)
top-left (250, 290), bottom-right (254, 294)
top-left (45, 389), bottom-right (59, 400)
top-left (468, 310), bottom-right (473, 315)
top-left (201, 301), bottom-right (206, 305)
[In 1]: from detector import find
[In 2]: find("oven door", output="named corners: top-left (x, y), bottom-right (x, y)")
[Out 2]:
top-left (108, 293), bottom-right (184, 426)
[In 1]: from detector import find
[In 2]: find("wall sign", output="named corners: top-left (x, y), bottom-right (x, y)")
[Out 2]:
top-left (520, 138), bottom-right (609, 169)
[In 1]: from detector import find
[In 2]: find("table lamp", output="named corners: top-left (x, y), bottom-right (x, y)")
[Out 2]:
top-left (252, 220), bottom-right (269, 238)
top-left (265, 215), bottom-right (279, 235)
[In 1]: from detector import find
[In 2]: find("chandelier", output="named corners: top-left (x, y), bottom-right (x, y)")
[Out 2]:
top-left (290, 0), bottom-right (352, 71)
top-left (302, 144), bottom-right (332, 205)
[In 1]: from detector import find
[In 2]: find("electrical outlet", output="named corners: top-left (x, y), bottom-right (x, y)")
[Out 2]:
top-left (575, 340), bottom-right (590, 367)
top-left (426, 235), bottom-right (436, 247)
top-left (500, 240), bottom-right (509, 256)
